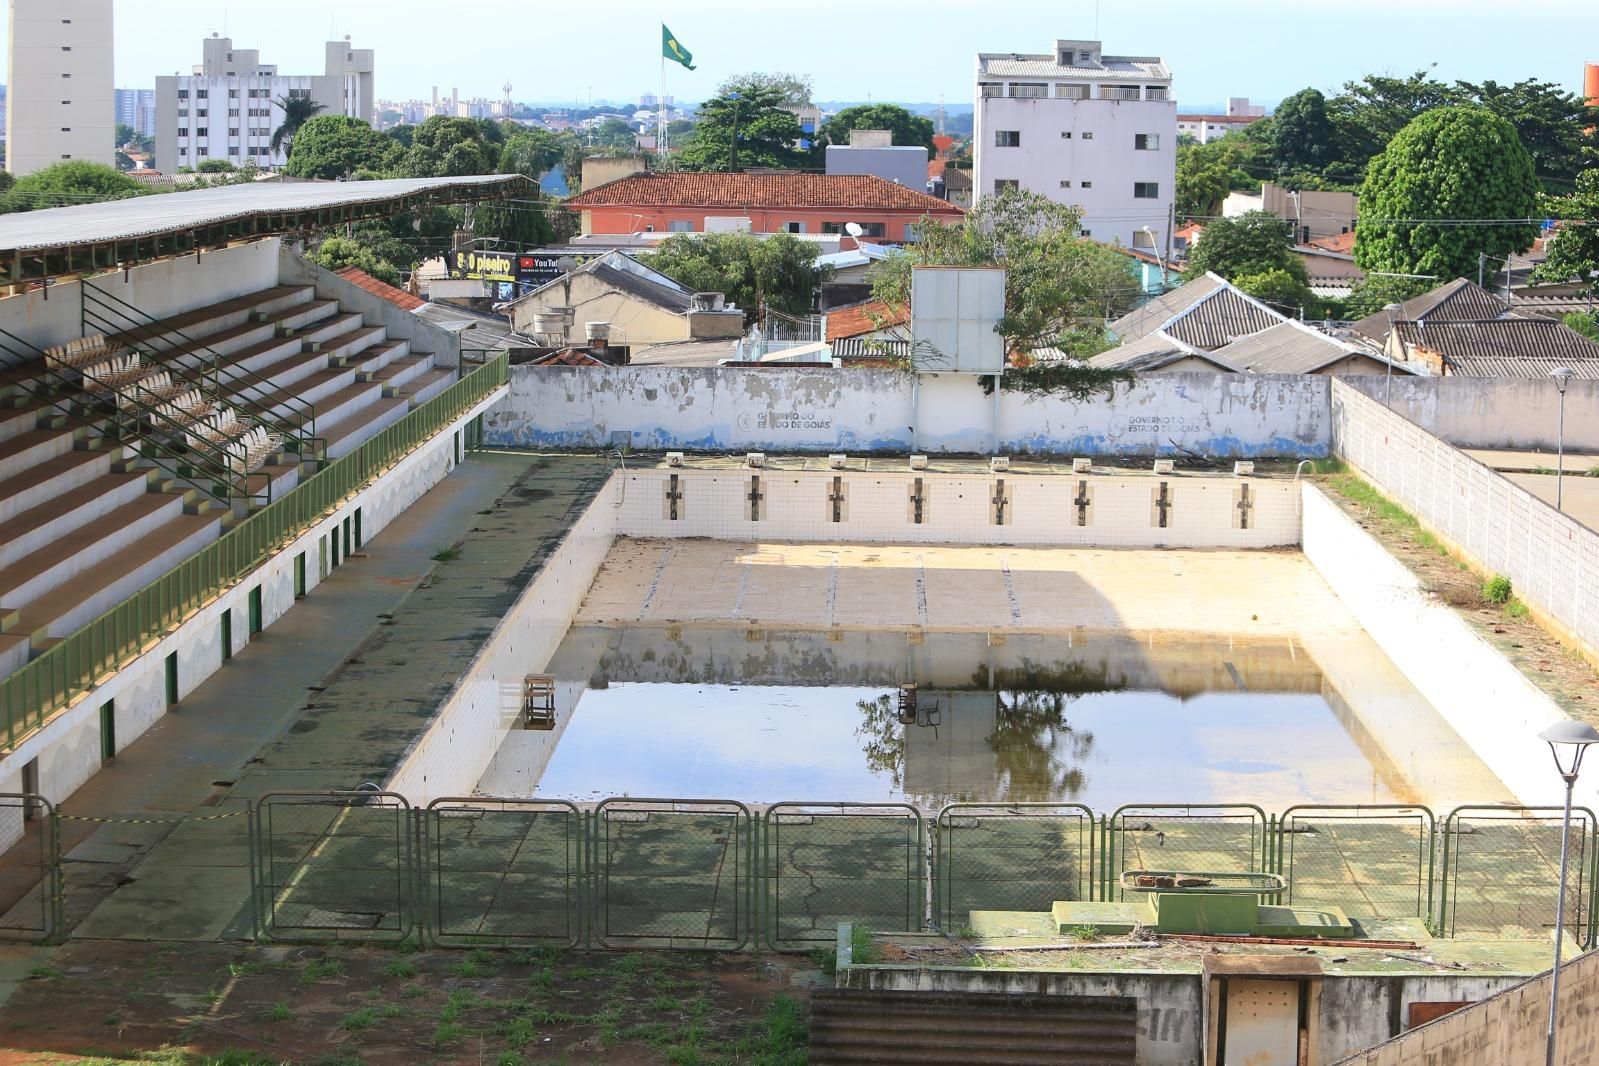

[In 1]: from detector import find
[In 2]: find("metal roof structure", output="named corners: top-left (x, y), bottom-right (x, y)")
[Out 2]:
top-left (1086, 331), bottom-right (1238, 373)
top-left (1109, 273), bottom-right (1286, 352)
top-left (977, 55), bottom-right (1170, 81)
top-left (1395, 318), bottom-right (1599, 375)
top-left (1348, 278), bottom-right (1514, 341)
top-left (1211, 320), bottom-right (1415, 375)
top-left (0, 175), bottom-right (533, 286)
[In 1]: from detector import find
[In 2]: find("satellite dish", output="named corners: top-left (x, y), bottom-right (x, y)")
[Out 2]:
top-left (845, 222), bottom-right (864, 238)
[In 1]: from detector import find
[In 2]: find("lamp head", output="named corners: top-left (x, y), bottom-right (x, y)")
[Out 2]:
top-left (1551, 366), bottom-right (1575, 395)
top-left (1540, 719), bottom-right (1599, 780)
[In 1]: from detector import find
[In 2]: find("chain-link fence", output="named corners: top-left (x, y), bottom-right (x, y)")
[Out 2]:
top-left (592, 798), bottom-right (751, 949)
top-left (1106, 805), bottom-right (1269, 901)
top-left (0, 794), bottom-right (62, 943)
top-left (251, 790), bottom-right (415, 943)
top-left (764, 803), bottom-right (924, 950)
top-left (1279, 805), bottom-right (1435, 922)
top-left (424, 798), bottom-right (582, 947)
top-left (1439, 805), bottom-right (1595, 943)
top-left (935, 803), bottom-right (1093, 932)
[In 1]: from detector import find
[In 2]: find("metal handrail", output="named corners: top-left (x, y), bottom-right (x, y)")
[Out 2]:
top-left (0, 354), bottom-right (508, 750)
top-left (0, 328), bottom-right (248, 505)
top-left (82, 282), bottom-right (323, 459)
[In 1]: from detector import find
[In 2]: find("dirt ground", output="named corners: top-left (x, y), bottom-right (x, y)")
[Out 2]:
top-left (1316, 470), bottom-right (1599, 723)
top-left (0, 941), bottom-right (819, 1066)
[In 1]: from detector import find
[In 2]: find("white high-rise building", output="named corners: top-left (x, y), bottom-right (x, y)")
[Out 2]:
top-left (155, 34), bottom-right (375, 173)
top-left (115, 88), bottom-right (156, 138)
top-left (974, 38), bottom-right (1175, 252)
top-left (6, 0), bottom-right (115, 176)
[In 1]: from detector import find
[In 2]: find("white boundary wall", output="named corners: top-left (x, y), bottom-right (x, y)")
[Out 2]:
top-left (1330, 378), bottom-right (1599, 662)
top-left (1344, 375), bottom-right (1599, 452)
top-left (0, 391), bottom-right (504, 848)
top-left (487, 366), bottom-right (1332, 458)
top-left (1300, 484), bottom-right (1572, 809)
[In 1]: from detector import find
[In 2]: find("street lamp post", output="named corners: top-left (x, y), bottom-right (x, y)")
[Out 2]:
top-left (1539, 719), bottom-right (1599, 1066)
top-left (1551, 367), bottom-right (1575, 512)
top-left (1382, 303), bottom-right (1405, 407)
top-left (1141, 226), bottom-right (1167, 293)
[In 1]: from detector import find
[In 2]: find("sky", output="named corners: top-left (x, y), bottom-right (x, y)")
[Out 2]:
top-left (8, 0), bottom-right (1597, 110)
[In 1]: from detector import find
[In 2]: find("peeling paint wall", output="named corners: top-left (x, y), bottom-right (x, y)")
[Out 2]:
top-left (1344, 375), bottom-right (1599, 452)
top-left (486, 366), bottom-right (1331, 457)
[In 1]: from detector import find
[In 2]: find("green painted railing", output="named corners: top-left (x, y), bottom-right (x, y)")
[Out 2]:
top-left (0, 354), bottom-right (508, 750)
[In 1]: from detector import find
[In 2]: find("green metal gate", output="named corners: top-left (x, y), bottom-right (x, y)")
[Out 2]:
top-left (935, 803), bottom-right (1094, 929)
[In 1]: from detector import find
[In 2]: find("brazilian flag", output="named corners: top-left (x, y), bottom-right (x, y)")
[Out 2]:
top-left (663, 24), bottom-right (695, 71)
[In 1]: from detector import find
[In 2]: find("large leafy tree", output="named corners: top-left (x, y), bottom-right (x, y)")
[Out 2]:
top-left (872, 189), bottom-right (1139, 359)
top-left (307, 235), bottom-right (403, 285)
top-left (1537, 169), bottom-right (1599, 294)
top-left (1176, 141), bottom-right (1234, 218)
top-left (647, 231), bottom-right (828, 322)
top-left (281, 115), bottom-right (396, 179)
top-left (1355, 106), bottom-right (1539, 282)
top-left (0, 161), bottom-right (143, 213)
top-left (1271, 88), bottom-right (1338, 177)
top-left (818, 104), bottom-right (935, 153)
top-left (716, 72), bottom-right (813, 108)
top-left (1457, 79), bottom-right (1599, 191)
top-left (271, 95), bottom-right (327, 157)
top-left (674, 82), bottom-right (805, 172)
top-left (1326, 69), bottom-right (1461, 183)
top-left (1184, 210), bottom-right (1302, 282)
top-left (396, 116), bottom-right (504, 178)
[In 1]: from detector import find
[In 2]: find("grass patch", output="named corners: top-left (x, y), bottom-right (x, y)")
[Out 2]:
top-left (1483, 574), bottom-right (1513, 605)
top-left (451, 947), bottom-right (496, 978)
top-left (380, 957), bottom-right (416, 980)
top-left (431, 546), bottom-right (461, 562)
top-left (432, 1021), bottom-right (463, 1046)
top-left (1507, 599), bottom-right (1531, 619)
top-left (264, 1001), bottom-right (293, 1023)
top-left (1067, 924), bottom-right (1100, 942)
top-left (340, 1007), bottom-right (379, 1031)
top-left (298, 957), bottom-right (345, 985)
top-left (850, 924), bottom-right (876, 964)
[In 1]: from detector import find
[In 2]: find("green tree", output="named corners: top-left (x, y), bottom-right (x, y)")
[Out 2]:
top-left (195, 158), bottom-right (236, 173)
top-left (307, 235), bottom-right (403, 285)
top-left (1271, 88), bottom-right (1338, 176)
top-left (1234, 268), bottom-right (1315, 318)
top-left (1457, 79), bottom-right (1599, 191)
top-left (647, 231), bottom-right (828, 322)
top-left (1536, 170), bottom-right (1599, 294)
top-left (396, 116), bottom-right (504, 177)
top-left (1355, 105), bottom-right (1539, 282)
top-left (271, 95), bottom-right (328, 157)
top-left (283, 115), bottom-right (396, 179)
top-left (585, 118), bottom-right (639, 151)
top-left (500, 129), bottom-right (581, 177)
top-left (674, 82), bottom-right (805, 172)
top-left (1184, 210), bottom-right (1303, 282)
top-left (1338, 273), bottom-right (1436, 320)
top-left (0, 161), bottom-right (144, 213)
top-left (716, 72), bottom-right (813, 108)
top-left (115, 122), bottom-right (135, 148)
top-left (872, 189), bottom-right (1139, 359)
top-left (1176, 140), bottom-right (1233, 218)
top-left (1564, 311), bottom-right (1599, 341)
top-left (818, 104), bottom-right (936, 153)
top-left (1327, 69), bottom-right (1461, 182)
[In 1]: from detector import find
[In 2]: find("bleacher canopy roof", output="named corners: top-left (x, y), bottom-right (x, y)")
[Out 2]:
top-left (0, 175), bottom-right (533, 286)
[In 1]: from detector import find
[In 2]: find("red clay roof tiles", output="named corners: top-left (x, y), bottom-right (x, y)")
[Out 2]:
top-left (567, 173), bottom-right (960, 214)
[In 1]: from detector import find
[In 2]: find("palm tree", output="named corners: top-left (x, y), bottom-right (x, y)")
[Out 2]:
top-left (270, 95), bottom-right (326, 158)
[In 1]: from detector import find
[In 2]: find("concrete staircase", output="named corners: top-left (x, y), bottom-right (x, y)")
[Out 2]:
top-left (0, 283), bottom-right (455, 682)
top-left (808, 988), bottom-right (1138, 1065)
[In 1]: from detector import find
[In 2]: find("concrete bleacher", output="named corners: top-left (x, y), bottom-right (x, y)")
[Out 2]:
top-left (0, 281), bottom-right (456, 683)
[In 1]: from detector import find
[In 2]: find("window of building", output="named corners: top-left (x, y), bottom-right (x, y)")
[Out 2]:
top-left (855, 222), bottom-right (886, 238)
top-left (196, 127), bottom-right (208, 136)
top-left (228, 108), bottom-right (238, 116)
top-left (978, 82), bottom-right (1003, 98)
top-left (178, 90), bottom-right (189, 99)
top-left (1080, 228), bottom-right (1091, 238)
top-left (1056, 84), bottom-right (1090, 101)
top-left (198, 147), bottom-right (209, 156)
top-left (1059, 179), bottom-right (1071, 188)
top-left (60, 45), bottom-right (71, 51)
top-left (1102, 85), bottom-right (1141, 101)
top-left (229, 147), bottom-right (240, 156)
top-left (1146, 87), bottom-right (1170, 101)
top-left (179, 147), bottom-right (188, 156)
top-left (994, 179), bottom-right (1020, 193)
top-left (667, 220), bottom-right (694, 232)
top-left (196, 89), bottom-right (209, 98)
top-left (1081, 131), bottom-right (1094, 140)
top-left (228, 127), bottom-right (239, 136)
top-left (1060, 131), bottom-right (1073, 139)
top-left (177, 128), bottom-right (189, 137)
top-left (1010, 83), bottom-right (1047, 99)
top-left (228, 89), bottom-right (239, 98)
top-left (1133, 182), bottom-right (1160, 199)
top-left (784, 221), bottom-right (806, 234)
top-left (994, 130), bottom-right (1021, 148)
top-left (1080, 181), bottom-right (1093, 189)
top-left (61, 73), bottom-right (70, 79)
top-left (1135, 133), bottom-right (1160, 151)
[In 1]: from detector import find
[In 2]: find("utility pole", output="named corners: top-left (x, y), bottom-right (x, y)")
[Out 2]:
top-left (1165, 201), bottom-right (1176, 292)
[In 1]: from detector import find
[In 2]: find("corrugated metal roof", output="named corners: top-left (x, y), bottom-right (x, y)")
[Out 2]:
top-left (588, 259), bottom-right (694, 312)
top-left (1164, 287), bottom-right (1285, 350)
top-left (0, 175), bottom-right (528, 254)
top-left (1443, 355), bottom-right (1599, 379)
top-left (1398, 318), bottom-right (1599, 372)
top-left (1087, 331), bottom-right (1239, 372)
top-left (1213, 321), bottom-right (1363, 374)
top-left (1348, 278), bottom-right (1514, 340)
top-left (1108, 274), bottom-right (1224, 342)
top-left (1512, 294), bottom-right (1599, 321)
top-left (977, 55), bottom-right (1169, 80)
top-left (414, 301), bottom-right (537, 351)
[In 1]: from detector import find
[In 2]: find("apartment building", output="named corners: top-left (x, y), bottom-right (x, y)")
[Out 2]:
top-left (155, 34), bottom-right (375, 173)
top-left (974, 38), bottom-right (1175, 251)
top-left (115, 87), bottom-right (156, 138)
top-left (6, 0), bottom-right (115, 176)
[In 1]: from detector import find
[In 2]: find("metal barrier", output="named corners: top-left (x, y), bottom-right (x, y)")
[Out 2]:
top-left (592, 798), bottom-right (752, 950)
top-left (0, 794), bottom-right (62, 943)
top-left (423, 797), bottom-right (583, 948)
top-left (1279, 805), bottom-right (1435, 922)
top-left (0, 354), bottom-right (507, 751)
top-left (1439, 805), bottom-right (1597, 944)
top-left (1105, 804), bottom-right (1269, 901)
top-left (935, 803), bottom-right (1093, 930)
top-left (251, 790), bottom-right (416, 943)
top-left (764, 803), bottom-right (924, 950)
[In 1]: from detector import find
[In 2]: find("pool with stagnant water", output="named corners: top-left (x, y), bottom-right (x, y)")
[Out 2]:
top-left (473, 626), bottom-right (1512, 812)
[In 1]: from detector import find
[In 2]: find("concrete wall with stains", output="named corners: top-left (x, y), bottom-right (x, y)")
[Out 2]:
top-left (1344, 375), bottom-right (1599, 452)
top-left (485, 366), bottom-right (1332, 457)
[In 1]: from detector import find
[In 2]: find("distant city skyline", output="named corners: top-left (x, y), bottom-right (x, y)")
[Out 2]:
top-left (4, 0), bottom-right (1595, 114)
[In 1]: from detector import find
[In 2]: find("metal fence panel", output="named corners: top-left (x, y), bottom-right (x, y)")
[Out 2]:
top-left (1279, 805), bottom-right (1435, 922)
top-left (252, 791), bottom-right (415, 943)
top-left (935, 803), bottom-right (1093, 931)
top-left (593, 798), bottom-right (751, 949)
top-left (764, 803), bottom-right (924, 950)
top-left (1439, 805), bottom-right (1595, 943)
top-left (424, 798), bottom-right (581, 947)
top-left (1107, 805), bottom-right (1269, 901)
top-left (0, 794), bottom-right (62, 942)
